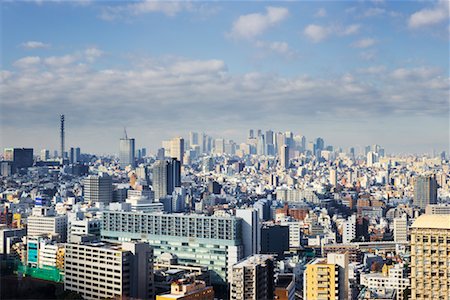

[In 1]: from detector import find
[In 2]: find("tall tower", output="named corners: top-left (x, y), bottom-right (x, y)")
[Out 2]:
top-left (119, 128), bottom-right (136, 169)
top-left (60, 114), bottom-right (65, 163)
top-left (414, 174), bottom-right (438, 209)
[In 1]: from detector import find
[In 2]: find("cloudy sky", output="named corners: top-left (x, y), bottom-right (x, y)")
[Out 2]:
top-left (1, 0), bottom-right (449, 155)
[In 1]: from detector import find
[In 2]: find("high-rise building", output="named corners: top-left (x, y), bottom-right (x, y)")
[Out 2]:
top-left (40, 149), bottom-right (50, 161)
top-left (75, 147), bottom-right (81, 163)
top-left (279, 145), bottom-right (289, 169)
top-left (236, 209), bottom-right (260, 258)
top-left (170, 137), bottom-right (185, 165)
top-left (410, 214), bottom-right (450, 299)
top-left (413, 175), bottom-right (438, 209)
top-left (69, 147), bottom-right (75, 164)
top-left (304, 252), bottom-right (349, 300)
top-left (329, 167), bottom-right (337, 187)
top-left (393, 215), bottom-right (408, 242)
top-left (83, 173), bottom-right (113, 204)
top-left (64, 241), bottom-right (154, 300)
top-left (342, 215), bottom-right (356, 243)
top-left (189, 131), bottom-right (199, 148)
top-left (230, 255), bottom-right (274, 300)
top-left (101, 211), bottom-right (243, 285)
top-left (119, 130), bottom-right (136, 168)
top-left (214, 138), bottom-right (225, 154)
top-left (60, 114), bottom-right (65, 164)
top-left (3, 148), bottom-right (33, 169)
top-left (152, 159), bottom-right (181, 200)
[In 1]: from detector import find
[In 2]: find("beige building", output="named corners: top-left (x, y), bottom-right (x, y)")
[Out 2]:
top-left (64, 241), bottom-right (154, 300)
top-left (410, 214), bottom-right (450, 299)
top-left (170, 137), bottom-right (185, 165)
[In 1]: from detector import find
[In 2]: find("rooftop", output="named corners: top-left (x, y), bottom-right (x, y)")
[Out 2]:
top-left (411, 214), bottom-right (450, 230)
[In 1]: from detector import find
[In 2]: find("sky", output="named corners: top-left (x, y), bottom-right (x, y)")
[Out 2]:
top-left (1, 0), bottom-right (449, 155)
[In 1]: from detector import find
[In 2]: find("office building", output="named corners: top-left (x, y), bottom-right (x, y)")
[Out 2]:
top-left (393, 215), bottom-right (408, 243)
top-left (67, 212), bottom-right (101, 243)
top-left (152, 159), bottom-right (181, 200)
top-left (413, 175), bottom-right (438, 209)
top-left (0, 226), bottom-right (26, 256)
top-left (235, 209), bottom-right (260, 258)
top-left (230, 254), bottom-right (274, 300)
top-left (304, 252), bottom-right (349, 300)
top-left (119, 130), bottom-right (136, 168)
top-left (280, 145), bottom-right (289, 169)
top-left (342, 215), bottom-right (356, 244)
top-left (64, 241), bottom-right (154, 300)
top-left (170, 137), bottom-right (185, 165)
top-left (274, 274), bottom-right (295, 300)
top-left (410, 214), bottom-right (450, 299)
top-left (329, 167), bottom-right (337, 187)
top-left (156, 279), bottom-right (214, 300)
top-left (261, 224), bottom-right (289, 259)
top-left (27, 207), bottom-right (67, 242)
top-left (425, 203), bottom-right (450, 214)
top-left (101, 211), bottom-right (243, 285)
top-left (40, 149), bottom-right (50, 161)
top-left (83, 173), bottom-right (113, 204)
top-left (3, 148), bottom-right (33, 169)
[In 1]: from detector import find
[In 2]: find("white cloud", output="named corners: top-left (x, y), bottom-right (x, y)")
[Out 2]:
top-left (169, 59), bottom-right (226, 75)
top-left (408, 0), bottom-right (449, 28)
top-left (352, 38), bottom-right (377, 48)
top-left (229, 6), bottom-right (289, 40)
top-left (13, 56), bottom-right (41, 68)
top-left (339, 24), bottom-right (360, 36)
top-left (303, 24), bottom-right (330, 43)
top-left (304, 24), bottom-right (360, 42)
top-left (100, 1), bottom-right (191, 20)
top-left (85, 47), bottom-right (104, 62)
top-left (255, 40), bottom-right (296, 58)
top-left (44, 55), bottom-right (77, 67)
top-left (315, 8), bottom-right (327, 18)
top-left (359, 50), bottom-right (377, 61)
top-left (21, 41), bottom-right (50, 49)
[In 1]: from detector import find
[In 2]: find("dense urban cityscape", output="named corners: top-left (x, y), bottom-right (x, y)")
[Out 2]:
top-left (1, 118), bottom-right (449, 299)
top-left (1, 0), bottom-right (449, 299)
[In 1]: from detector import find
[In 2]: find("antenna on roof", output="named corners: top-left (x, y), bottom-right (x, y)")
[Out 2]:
top-left (124, 127), bottom-right (128, 139)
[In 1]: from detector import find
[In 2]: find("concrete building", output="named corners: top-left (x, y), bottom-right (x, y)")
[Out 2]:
top-left (0, 226), bottom-right (26, 256)
top-left (393, 215), bottom-right (408, 243)
top-left (101, 211), bottom-right (243, 285)
top-left (156, 279), bottom-right (214, 300)
top-left (119, 131), bottom-right (136, 169)
top-left (413, 174), bottom-right (438, 210)
top-left (230, 255), bottom-right (274, 300)
top-left (235, 209), bottom-right (260, 258)
top-left (410, 214), bottom-right (450, 299)
top-left (425, 203), bottom-right (450, 214)
top-left (83, 173), bottom-right (113, 204)
top-left (304, 252), bottom-right (349, 300)
top-left (170, 137), bottom-right (185, 165)
top-left (64, 241), bottom-right (154, 300)
top-left (360, 263), bottom-right (409, 300)
top-left (342, 215), bottom-right (356, 244)
top-left (67, 212), bottom-right (101, 243)
top-left (280, 145), bottom-right (289, 169)
top-left (274, 274), bottom-right (295, 300)
top-left (152, 159), bottom-right (181, 201)
top-left (27, 207), bottom-right (67, 242)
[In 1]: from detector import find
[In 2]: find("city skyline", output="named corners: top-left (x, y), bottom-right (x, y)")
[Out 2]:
top-left (1, 1), bottom-right (449, 154)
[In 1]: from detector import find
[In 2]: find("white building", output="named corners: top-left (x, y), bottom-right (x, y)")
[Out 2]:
top-left (64, 241), bottom-right (154, 300)
top-left (360, 263), bottom-right (409, 300)
top-left (236, 208), bottom-right (260, 258)
top-left (27, 207), bottom-right (67, 242)
top-left (83, 173), bottom-right (112, 204)
top-left (393, 215), bottom-right (408, 242)
top-left (342, 215), bottom-right (356, 244)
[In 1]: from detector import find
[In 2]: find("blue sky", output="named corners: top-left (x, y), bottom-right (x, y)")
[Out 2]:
top-left (1, 0), bottom-right (449, 155)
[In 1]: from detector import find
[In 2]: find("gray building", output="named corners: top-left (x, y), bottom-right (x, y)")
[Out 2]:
top-left (101, 211), bottom-right (243, 285)
top-left (152, 159), bottom-right (181, 201)
top-left (119, 131), bottom-right (135, 169)
top-left (414, 174), bottom-right (438, 209)
top-left (83, 173), bottom-right (113, 204)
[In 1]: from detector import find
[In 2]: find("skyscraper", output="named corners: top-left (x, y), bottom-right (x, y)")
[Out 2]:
top-left (410, 214), bottom-right (450, 299)
top-left (60, 114), bottom-right (65, 164)
top-left (329, 167), bottom-right (338, 187)
top-left (152, 159), bottom-right (181, 200)
top-left (119, 129), bottom-right (136, 168)
top-left (83, 173), bottom-right (113, 204)
top-left (170, 137), bottom-right (185, 165)
top-left (280, 145), bottom-right (289, 169)
top-left (413, 174), bottom-right (438, 209)
top-left (40, 149), bottom-right (50, 161)
top-left (3, 148), bottom-right (33, 169)
top-left (189, 131), bottom-right (198, 147)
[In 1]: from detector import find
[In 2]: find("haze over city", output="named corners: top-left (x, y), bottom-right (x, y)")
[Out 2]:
top-left (1, 0), bottom-right (449, 154)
